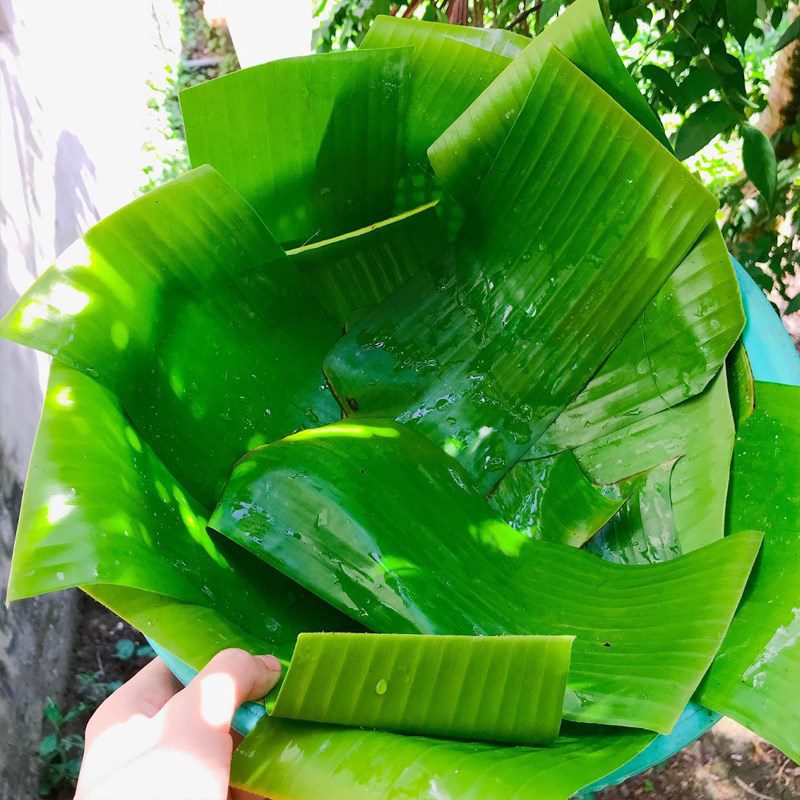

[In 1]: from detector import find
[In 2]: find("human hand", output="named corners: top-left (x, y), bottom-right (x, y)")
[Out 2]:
top-left (75, 648), bottom-right (281, 800)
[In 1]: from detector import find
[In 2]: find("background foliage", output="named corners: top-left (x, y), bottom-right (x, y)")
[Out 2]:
top-left (313, 0), bottom-right (800, 324)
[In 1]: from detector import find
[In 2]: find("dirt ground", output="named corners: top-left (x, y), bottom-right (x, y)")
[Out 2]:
top-left (40, 595), bottom-right (799, 800)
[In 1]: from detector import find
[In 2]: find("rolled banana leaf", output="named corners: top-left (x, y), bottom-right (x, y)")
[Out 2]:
top-left (180, 49), bottom-right (410, 246)
top-left (325, 47), bottom-right (716, 492)
top-left (0, 167), bottom-right (342, 508)
top-left (211, 418), bottom-right (761, 733)
top-left (7, 362), bottom-right (355, 665)
top-left (272, 632), bottom-right (572, 746)
top-left (489, 451), bottom-right (638, 547)
top-left (698, 381), bottom-right (800, 762)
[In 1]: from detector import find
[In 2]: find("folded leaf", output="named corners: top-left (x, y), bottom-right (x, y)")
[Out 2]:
top-left (0, 167), bottom-right (341, 507)
top-left (726, 338), bottom-right (755, 426)
top-left (536, 228), bottom-right (744, 452)
top-left (489, 451), bottom-right (636, 547)
top-left (273, 632), bottom-right (572, 746)
top-left (7, 363), bottom-right (354, 663)
top-left (232, 717), bottom-right (654, 800)
top-left (181, 49), bottom-right (410, 246)
top-left (325, 47), bottom-right (716, 491)
top-left (428, 0), bottom-right (669, 207)
top-left (211, 418), bottom-right (761, 732)
top-left (288, 202), bottom-right (445, 327)
top-left (698, 382), bottom-right (800, 762)
top-left (573, 370), bottom-right (735, 553)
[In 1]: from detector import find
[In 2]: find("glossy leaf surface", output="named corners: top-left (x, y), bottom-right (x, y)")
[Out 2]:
top-left (7, 363), bottom-right (353, 663)
top-left (181, 50), bottom-right (409, 245)
top-left (489, 451), bottom-right (635, 547)
top-left (211, 418), bottom-right (761, 732)
top-left (273, 633), bottom-right (572, 746)
top-left (698, 382), bottom-right (800, 762)
top-left (288, 203), bottom-right (445, 327)
top-left (326, 48), bottom-right (716, 492)
top-left (0, 167), bottom-right (342, 508)
top-left (428, 0), bottom-right (669, 206)
top-left (232, 717), bottom-right (654, 800)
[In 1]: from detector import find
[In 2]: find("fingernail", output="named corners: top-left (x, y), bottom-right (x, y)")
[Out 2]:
top-left (258, 654), bottom-right (282, 673)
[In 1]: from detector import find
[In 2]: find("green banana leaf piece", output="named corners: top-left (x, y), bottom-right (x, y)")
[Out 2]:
top-left (7, 362), bottom-right (354, 664)
top-left (726, 338), bottom-right (755, 426)
top-left (232, 717), bottom-right (655, 800)
top-left (428, 0), bottom-right (669, 208)
top-left (325, 47), bottom-right (716, 492)
top-left (698, 382), bottom-right (800, 762)
top-left (288, 202), bottom-right (445, 327)
top-left (585, 462), bottom-right (682, 565)
top-left (536, 227), bottom-right (744, 452)
top-left (272, 632), bottom-right (572, 746)
top-left (360, 17), bottom-right (514, 170)
top-left (211, 418), bottom-right (761, 733)
top-left (181, 49), bottom-right (409, 246)
top-left (573, 370), bottom-right (735, 553)
top-left (0, 167), bottom-right (341, 508)
top-left (489, 451), bottom-right (637, 547)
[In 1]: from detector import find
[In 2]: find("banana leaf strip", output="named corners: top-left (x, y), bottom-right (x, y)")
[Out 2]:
top-left (0, 167), bottom-right (341, 508)
top-left (585, 462), bottom-right (682, 565)
top-left (7, 363), bottom-right (355, 665)
top-left (272, 632), bottom-right (572, 746)
top-left (325, 48), bottom-right (717, 492)
top-left (211, 418), bottom-right (761, 732)
top-left (428, 0), bottom-right (669, 208)
top-left (288, 202), bottom-right (445, 327)
top-left (489, 451), bottom-right (637, 547)
top-left (698, 381), bottom-right (800, 762)
top-left (181, 49), bottom-right (410, 246)
top-left (726, 338), bottom-right (755, 426)
top-left (535, 227), bottom-right (744, 452)
top-left (360, 17), bottom-right (516, 170)
top-left (231, 717), bottom-right (654, 800)
top-left (573, 370), bottom-right (735, 553)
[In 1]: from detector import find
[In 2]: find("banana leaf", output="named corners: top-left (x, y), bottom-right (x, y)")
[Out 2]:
top-left (0, 167), bottom-right (341, 508)
top-left (698, 381), bottom-right (800, 762)
top-left (488, 451), bottom-right (638, 547)
top-left (325, 47), bottom-right (717, 492)
top-left (211, 418), bottom-right (761, 733)
top-left (535, 227), bottom-right (744, 452)
top-left (573, 370), bottom-right (735, 553)
top-left (272, 632), bottom-right (572, 746)
top-left (231, 717), bottom-right (655, 800)
top-left (7, 362), bottom-right (354, 665)
top-left (428, 0), bottom-right (669, 208)
top-left (288, 202), bottom-right (445, 327)
top-left (180, 49), bottom-right (410, 246)
top-left (360, 17), bottom-right (516, 170)
top-left (726, 338), bottom-right (756, 426)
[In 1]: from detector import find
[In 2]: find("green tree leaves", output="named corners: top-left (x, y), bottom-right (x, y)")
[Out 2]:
top-left (674, 101), bottom-right (739, 159)
top-left (726, 0), bottom-right (757, 48)
top-left (741, 123), bottom-right (778, 206)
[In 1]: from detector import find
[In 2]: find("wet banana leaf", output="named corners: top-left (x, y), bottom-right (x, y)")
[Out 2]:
top-left (7, 363), bottom-right (353, 664)
top-left (232, 717), bottom-right (654, 800)
top-left (325, 48), bottom-right (716, 492)
top-left (211, 418), bottom-right (761, 733)
top-left (536, 227), bottom-right (744, 452)
top-left (698, 381), bottom-right (800, 762)
top-left (0, 167), bottom-right (341, 508)
top-left (272, 633), bottom-right (572, 746)
top-left (585, 462), bottom-right (682, 565)
top-left (288, 202), bottom-right (445, 327)
top-left (573, 371), bottom-right (735, 553)
top-left (181, 49), bottom-right (409, 246)
top-left (489, 451), bottom-right (636, 547)
top-left (361, 17), bottom-right (515, 170)
top-left (428, 0), bottom-right (669, 208)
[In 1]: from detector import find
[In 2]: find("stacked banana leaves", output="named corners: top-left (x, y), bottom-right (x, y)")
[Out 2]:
top-left (2, 0), bottom-right (799, 797)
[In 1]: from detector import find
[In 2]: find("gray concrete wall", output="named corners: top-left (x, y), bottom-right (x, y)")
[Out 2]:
top-left (0, 3), bottom-right (179, 796)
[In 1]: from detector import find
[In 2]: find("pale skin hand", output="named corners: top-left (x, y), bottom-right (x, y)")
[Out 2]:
top-left (75, 648), bottom-right (279, 800)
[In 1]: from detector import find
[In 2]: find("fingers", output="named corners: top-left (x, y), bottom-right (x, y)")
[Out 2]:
top-left (162, 649), bottom-right (281, 735)
top-left (86, 658), bottom-right (182, 742)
